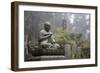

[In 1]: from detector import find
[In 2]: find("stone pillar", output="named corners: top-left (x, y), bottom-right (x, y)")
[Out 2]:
top-left (64, 44), bottom-right (71, 59)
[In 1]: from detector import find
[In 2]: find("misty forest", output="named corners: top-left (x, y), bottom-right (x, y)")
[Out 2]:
top-left (24, 11), bottom-right (90, 61)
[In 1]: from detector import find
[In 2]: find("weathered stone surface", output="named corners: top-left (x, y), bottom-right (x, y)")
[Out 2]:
top-left (41, 56), bottom-right (66, 60)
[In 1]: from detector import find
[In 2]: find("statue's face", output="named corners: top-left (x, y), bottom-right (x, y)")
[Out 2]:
top-left (44, 24), bottom-right (51, 32)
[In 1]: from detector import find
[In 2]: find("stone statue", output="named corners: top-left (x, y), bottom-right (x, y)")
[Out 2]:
top-left (39, 22), bottom-right (59, 49)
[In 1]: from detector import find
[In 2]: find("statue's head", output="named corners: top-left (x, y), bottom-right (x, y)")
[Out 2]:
top-left (44, 22), bottom-right (51, 32)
